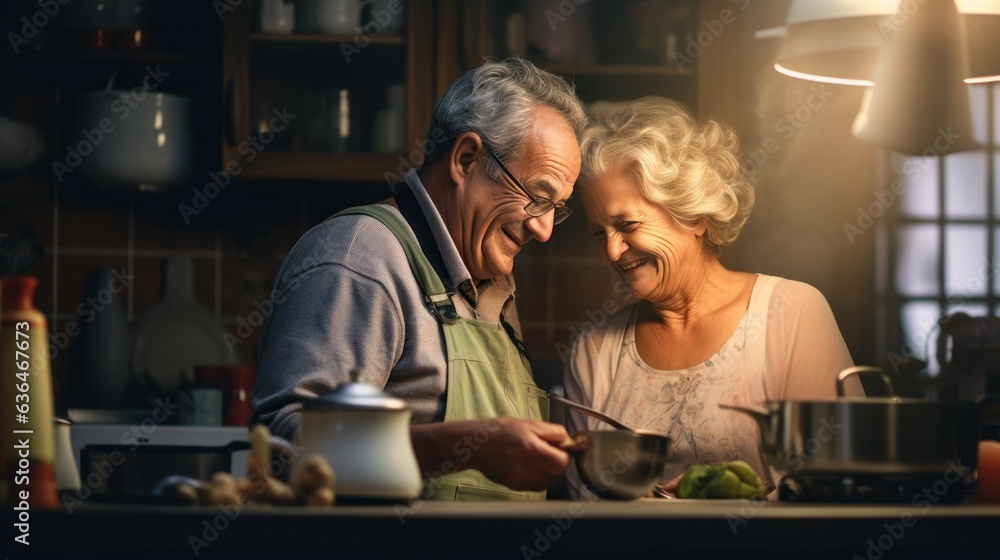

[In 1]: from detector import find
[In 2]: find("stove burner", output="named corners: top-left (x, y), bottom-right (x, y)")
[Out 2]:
top-left (779, 473), bottom-right (970, 503)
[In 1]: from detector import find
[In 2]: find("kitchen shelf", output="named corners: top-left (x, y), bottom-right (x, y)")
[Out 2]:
top-left (249, 33), bottom-right (404, 45)
top-left (540, 63), bottom-right (695, 77)
top-left (224, 1), bottom-right (435, 184)
top-left (8, 48), bottom-right (193, 65)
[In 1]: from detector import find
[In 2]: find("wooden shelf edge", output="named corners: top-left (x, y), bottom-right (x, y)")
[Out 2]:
top-left (249, 33), bottom-right (404, 45)
top-left (540, 63), bottom-right (696, 77)
top-left (236, 152), bottom-right (408, 182)
top-left (2, 48), bottom-right (192, 65)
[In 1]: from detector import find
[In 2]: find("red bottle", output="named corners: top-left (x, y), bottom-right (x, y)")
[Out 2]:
top-left (1, 276), bottom-right (59, 509)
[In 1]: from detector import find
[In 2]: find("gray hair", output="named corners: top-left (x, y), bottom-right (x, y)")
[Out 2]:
top-left (421, 57), bottom-right (586, 167)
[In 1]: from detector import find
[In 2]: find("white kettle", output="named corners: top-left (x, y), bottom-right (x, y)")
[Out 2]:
top-left (291, 372), bottom-right (422, 501)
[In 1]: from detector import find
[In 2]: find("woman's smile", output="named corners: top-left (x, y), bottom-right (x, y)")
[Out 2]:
top-left (618, 257), bottom-right (650, 273)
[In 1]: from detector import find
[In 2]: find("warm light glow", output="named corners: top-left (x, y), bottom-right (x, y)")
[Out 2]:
top-left (774, 63), bottom-right (875, 86)
top-left (965, 74), bottom-right (1000, 84)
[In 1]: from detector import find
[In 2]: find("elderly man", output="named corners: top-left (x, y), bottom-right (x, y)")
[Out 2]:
top-left (252, 58), bottom-right (586, 500)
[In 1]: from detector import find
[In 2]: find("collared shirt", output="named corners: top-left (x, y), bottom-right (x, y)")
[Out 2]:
top-left (251, 170), bottom-right (520, 440)
top-left (403, 169), bottom-right (517, 323)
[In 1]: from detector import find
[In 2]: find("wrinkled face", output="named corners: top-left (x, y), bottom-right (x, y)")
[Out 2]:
top-left (581, 168), bottom-right (705, 302)
top-left (461, 106), bottom-right (581, 280)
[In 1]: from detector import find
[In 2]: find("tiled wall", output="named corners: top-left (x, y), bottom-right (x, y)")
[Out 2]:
top-left (8, 175), bottom-right (615, 408)
top-left (8, 177), bottom-right (386, 408)
top-left (513, 196), bottom-right (635, 365)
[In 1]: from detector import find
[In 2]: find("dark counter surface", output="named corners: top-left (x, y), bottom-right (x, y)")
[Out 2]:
top-left (12, 499), bottom-right (1000, 559)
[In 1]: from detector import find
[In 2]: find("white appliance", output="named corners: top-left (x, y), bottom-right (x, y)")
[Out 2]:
top-left (70, 423), bottom-right (251, 479)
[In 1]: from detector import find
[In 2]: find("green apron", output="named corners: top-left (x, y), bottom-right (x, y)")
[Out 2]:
top-left (335, 205), bottom-right (548, 501)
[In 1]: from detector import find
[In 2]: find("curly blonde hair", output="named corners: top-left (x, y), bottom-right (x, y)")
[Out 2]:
top-left (579, 96), bottom-right (754, 255)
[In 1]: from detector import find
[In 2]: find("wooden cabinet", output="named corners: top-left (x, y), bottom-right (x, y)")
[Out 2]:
top-left (219, 0), bottom-right (711, 185)
top-left (481, 0), bottom-right (699, 109)
top-left (221, 0), bottom-right (436, 183)
top-left (0, 1), bottom-right (222, 195)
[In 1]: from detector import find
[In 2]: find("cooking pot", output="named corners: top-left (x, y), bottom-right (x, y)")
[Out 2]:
top-left (271, 372), bottom-right (422, 502)
top-left (75, 81), bottom-right (194, 191)
top-left (720, 366), bottom-right (980, 480)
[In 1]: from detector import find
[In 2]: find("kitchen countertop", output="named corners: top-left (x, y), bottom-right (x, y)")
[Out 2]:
top-left (16, 499), bottom-right (1000, 559)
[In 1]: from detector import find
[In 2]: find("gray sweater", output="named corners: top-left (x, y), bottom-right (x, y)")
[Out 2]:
top-left (252, 171), bottom-right (519, 440)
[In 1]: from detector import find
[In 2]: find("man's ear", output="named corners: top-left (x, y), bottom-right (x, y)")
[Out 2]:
top-left (448, 131), bottom-right (485, 187)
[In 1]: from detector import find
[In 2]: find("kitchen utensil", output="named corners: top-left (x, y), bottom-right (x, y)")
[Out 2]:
top-left (270, 371), bottom-right (422, 502)
top-left (548, 393), bottom-right (634, 432)
top-left (79, 441), bottom-right (250, 503)
top-left (54, 417), bottom-right (81, 492)
top-left (130, 257), bottom-right (237, 398)
top-left (562, 430), bottom-right (671, 500)
top-left (71, 266), bottom-right (130, 409)
top-left (720, 366), bottom-right (981, 480)
top-left (76, 77), bottom-right (194, 191)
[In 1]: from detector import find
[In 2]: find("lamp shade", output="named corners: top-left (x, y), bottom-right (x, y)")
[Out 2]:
top-left (757, 0), bottom-right (1000, 85)
top-left (851, 0), bottom-right (979, 155)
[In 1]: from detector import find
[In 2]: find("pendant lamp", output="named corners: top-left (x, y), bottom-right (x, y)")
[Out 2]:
top-left (757, 0), bottom-right (1000, 86)
top-left (852, 0), bottom-right (979, 155)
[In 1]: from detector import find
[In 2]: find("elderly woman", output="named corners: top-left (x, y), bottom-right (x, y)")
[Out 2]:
top-left (563, 96), bottom-right (863, 499)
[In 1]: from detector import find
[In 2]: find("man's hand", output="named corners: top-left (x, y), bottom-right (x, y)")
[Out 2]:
top-left (410, 418), bottom-right (572, 492)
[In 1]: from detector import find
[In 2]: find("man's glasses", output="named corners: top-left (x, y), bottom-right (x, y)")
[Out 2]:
top-left (487, 149), bottom-right (572, 225)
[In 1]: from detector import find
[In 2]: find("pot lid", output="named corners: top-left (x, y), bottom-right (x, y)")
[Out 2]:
top-left (303, 371), bottom-right (409, 412)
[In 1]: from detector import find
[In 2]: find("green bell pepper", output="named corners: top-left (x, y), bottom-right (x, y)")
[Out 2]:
top-left (676, 460), bottom-right (766, 500)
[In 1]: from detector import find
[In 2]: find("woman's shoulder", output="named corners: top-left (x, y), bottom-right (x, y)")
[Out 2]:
top-left (756, 274), bottom-right (831, 309)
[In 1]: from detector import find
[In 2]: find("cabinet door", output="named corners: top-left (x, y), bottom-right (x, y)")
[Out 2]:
top-left (221, 0), bottom-right (434, 182)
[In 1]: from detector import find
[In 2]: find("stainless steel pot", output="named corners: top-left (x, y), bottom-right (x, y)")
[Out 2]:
top-left (720, 366), bottom-right (980, 479)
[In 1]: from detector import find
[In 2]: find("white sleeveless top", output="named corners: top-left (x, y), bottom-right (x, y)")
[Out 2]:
top-left (563, 274), bottom-right (861, 499)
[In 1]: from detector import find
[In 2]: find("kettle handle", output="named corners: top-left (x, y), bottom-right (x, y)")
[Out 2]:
top-left (837, 366), bottom-right (895, 398)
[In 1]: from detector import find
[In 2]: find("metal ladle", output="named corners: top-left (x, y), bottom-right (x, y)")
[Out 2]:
top-left (548, 393), bottom-right (635, 432)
